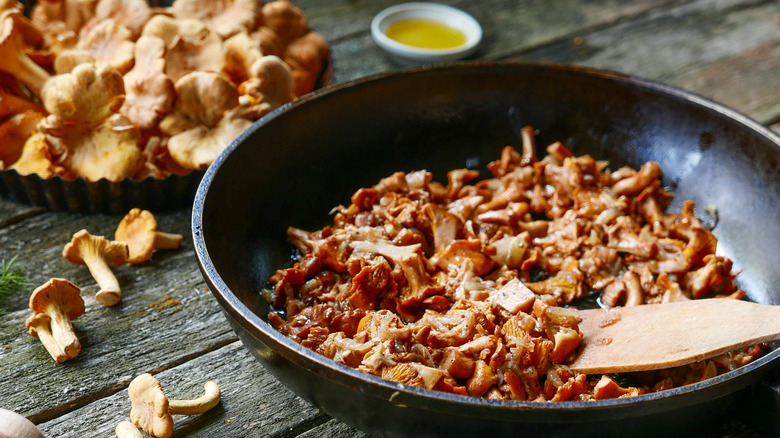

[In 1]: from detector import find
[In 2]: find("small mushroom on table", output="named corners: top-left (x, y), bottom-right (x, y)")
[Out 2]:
top-left (24, 278), bottom-right (84, 363)
top-left (62, 229), bottom-right (129, 306)
top-left (128, 373), bottom-right (221, 438)
top-left (115, 208), bottom-right (183, 264)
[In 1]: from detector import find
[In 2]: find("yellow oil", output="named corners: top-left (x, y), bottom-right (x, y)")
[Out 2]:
top-left (384, 18), bottom-right (467, 49)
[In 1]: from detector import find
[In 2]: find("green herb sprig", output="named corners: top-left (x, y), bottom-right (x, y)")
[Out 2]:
top-left (0, 256), bottom-right (32, 313)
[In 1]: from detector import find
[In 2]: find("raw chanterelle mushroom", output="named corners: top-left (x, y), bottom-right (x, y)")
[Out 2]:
top-left (71, 18), bottom-right (136, 74)
top-left (163, 29), bottom-right (225, 82)
top-left (9, 131), bottom-right (66, 178)
top-left (0, 408), bottom-right (45, 438)
top-left (128, 373), bottom-right (221, 438)
top-left (140, 14), bottom-right (209, 49)
top-left (24, 278), bottom-right (84, 363)
top-left (238, 55), bottom-right (294, 118)
top-left (0, 82), bottom-right (44, 120)
top-left (84, 0), bottom-right (152, 40)
top-left (171, 0), bottom-right (259, 39)
top-left (39, 62), bottom-right (143, 182)
top-left (159, 71), bottom-right (253, 170)
top-left (224, 31), bottom-right (263, 85)
top-left (30, 0), bottom-right (96, 40)
top-left (0, 110), bottom-right (44, 170)
top-left (0, 10), bottom-right (52, 98)
top-left (116, 208), bottom-right (183, 264)
top-left (119, 35), bottom-right (175, 131)
top-left (115, 420), bottom-right (142, 438)
top-left (62, 229), bottom-right (128, 306)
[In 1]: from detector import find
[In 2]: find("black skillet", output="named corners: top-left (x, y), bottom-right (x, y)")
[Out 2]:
top-left (192, 62), bottom-right (780, 437)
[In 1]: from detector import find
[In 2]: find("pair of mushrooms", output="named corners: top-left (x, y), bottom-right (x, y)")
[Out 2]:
top-left (63, 208), bottom-right (183, 307)
top-left (116, 374), bottom-right (221, 438)
top-left (25, 208), bottom-right (182, 363)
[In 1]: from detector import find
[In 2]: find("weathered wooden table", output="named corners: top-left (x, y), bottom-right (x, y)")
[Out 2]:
top-left (1, 0), bottom-right (779, 436)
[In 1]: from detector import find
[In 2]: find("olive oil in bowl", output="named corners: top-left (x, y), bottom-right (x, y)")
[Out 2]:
top-left (371, 2), bottom-right (483, 64)
top-left (384, 18), bottom-right (467, 49)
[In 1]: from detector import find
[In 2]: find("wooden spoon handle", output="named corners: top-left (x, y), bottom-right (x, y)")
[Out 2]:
top-left (569, 299), bottom-right (780, 374)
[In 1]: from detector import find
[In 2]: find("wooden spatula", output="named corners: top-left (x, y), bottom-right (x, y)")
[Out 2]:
top-left (568, 299), bottom-right (780, 374)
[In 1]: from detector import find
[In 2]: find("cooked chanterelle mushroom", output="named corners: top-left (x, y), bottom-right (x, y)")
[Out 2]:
top-left (24, 278), bottom-right (84, 363)
top-left (115, 208), bottom-right (183, 264)
top-left (0, 408), bottom-right (45, 438)
top-left (63, 229), bottom-right (128, 306)
top-left (128, 373), bottom-right (221, 438)
top-left (38, 62), bottom-right (144, 182)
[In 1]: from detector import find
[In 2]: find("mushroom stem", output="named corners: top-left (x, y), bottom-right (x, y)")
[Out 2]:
top-left (168, 381), bottom-right (221, 415)
top-left (46, 302), bottom-right (81, 359)
top-left (28, 320), bottom-right (68, 363)
top-left (81, 252), bottom-right (122, 306)
top-left (156, 231), bottom-right (183, 250)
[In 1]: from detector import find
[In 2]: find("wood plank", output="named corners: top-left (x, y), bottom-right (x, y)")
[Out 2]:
top-left (513, 0), bottom-right (780, 123)
top-left (295, 0), bottom-right (680, 44)
top-left (316, 0), bottom-right (679, 83)
top-left (35, 341), bottom-right (324, 437)
top-left (297, 419), bottom-right (371, 438)
top-left (311, 0), bottom-right (780, 124)
top-left (0, 208), bottom-right (240, 421)
top-left (672, 43), bottom-right (780, 125)
top-left (0, 197), bottom-right (45, 229)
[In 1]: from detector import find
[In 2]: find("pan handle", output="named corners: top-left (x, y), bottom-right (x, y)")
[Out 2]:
top-left (741, 368), bottom-right (780, 436)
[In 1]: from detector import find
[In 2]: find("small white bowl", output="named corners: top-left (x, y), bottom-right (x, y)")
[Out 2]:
top-left (371, 2), bottom-right (483, 65)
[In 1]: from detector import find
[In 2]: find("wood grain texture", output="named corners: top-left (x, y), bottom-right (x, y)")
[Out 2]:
top-left (514, 0), bottom-right (780, 123)
top-left (320, 0), bottom-right (678, 83)
top-left (297, 419), bottom-right (371, 438)
top-left (36, 342), bottom-right (322, 437)
top-left (296, 0), bottom-right (675, 47)
top-left (0, 199), bottom-right (44, 229)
